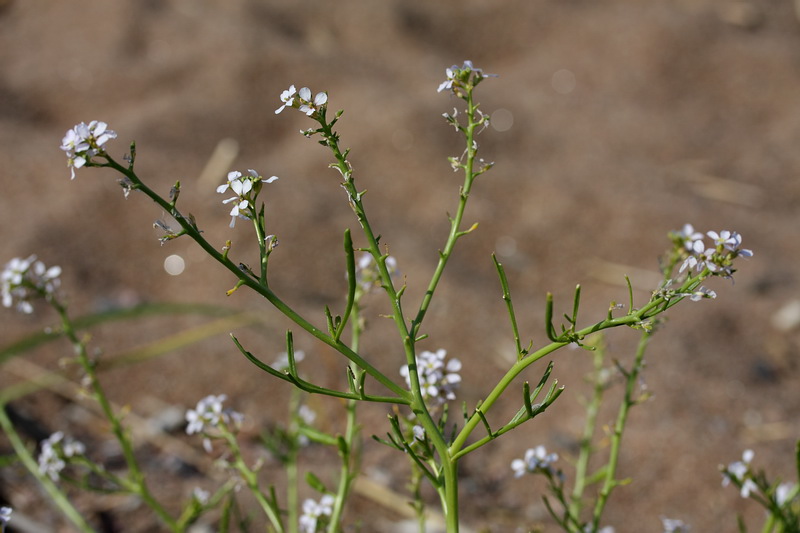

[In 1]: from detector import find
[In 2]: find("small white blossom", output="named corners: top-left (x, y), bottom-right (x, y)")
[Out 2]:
top-left (185, 394), bottom-right (244, 438)
top-left (275, 84), bottom-right (297, 114)
top-left (412, 425), bottom-right (426, 441)
top-left (0, 506), bottom-right (11, 527)
top-left (661, 517), bottom-right (690, 532)
top-left (353, 253), bottom-right (399, 293)
top-left (726, 231), bottom-right (753, 258)
top-left (37, 432), bottom-right (85, 481)
top-left (216, 169), bottom-right (278, 228)
top-left (400, 349), bottom-right (461, 406)
top-left (272, 349), bottom-right (305, 370)
top-left (676, 224), bottom-right (704, 251)
top-left (723, 449), bottom-right (756, 497)
top-left (688, 286), bottom-right (716, 302)
top-left (437, 60), bottom-right (497, 93)
top-left (299, 494), bottom-right (335, 533)
top-left (297, 87), bottom-right (328, 116)
top-left (511, 445), bottom-right (559, 477)
top-left (60, 121), bottom-right (117, 179)
top-left (2, 255), bottom-right (62, 314)
top-left (192, 487), bottom-right (210, 505)
top-left (707, 230), bottom-right (737, 249)
top-left (297, 405), bottom-right (316, 425)
top-left (775, 482), bottom-right (796, 506)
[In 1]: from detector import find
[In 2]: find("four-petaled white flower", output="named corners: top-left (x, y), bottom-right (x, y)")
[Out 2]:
top-left (400, 349), bottom-right (462, 406)
top-left (275, 84), bottom-right (297, 114)
top-left (216, 169), bottom-right (278, 228)
top-left (511, 445), bottom-right (559, 477)
top-left (298, 87), bottom-right (328, 116)
top-left (707, 230), bottom-right (737, 249)
top-left (60, 121), bottom-right (117, 179)
top-left (299, 494), bottom-right (335, 533)
top-left (2, 255), bottom-right (62, 314)
top-left (37, 431), bottom-right (86, 482)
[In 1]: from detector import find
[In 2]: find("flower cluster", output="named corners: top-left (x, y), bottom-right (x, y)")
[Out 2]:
top-left (60, 121), bottom-right (116, 179)
top-left (37, 432), bottom-right (86, 482)
top-left (216, 169), bottom-right (279, 228)
top-left (511, 445), bottom-right (559, 478)
top-left (2, 255), bottom-right (62, 314)
top-left (675, 225), bottom-right (753, 280)
top-left (400, 349), bottom-right (462, 406)
top-left (722, 449), bottom-right (758, 497)
top-left (437, 60), bottom-right (497, 95)
top-left (353, 252), bottom-right (399, 293)
top-left (275, 85), bottom-right (328, 116)
top-left (299, 494), bottom-right (334, 533)
top-left (185, 394), bottom-right (244, 452)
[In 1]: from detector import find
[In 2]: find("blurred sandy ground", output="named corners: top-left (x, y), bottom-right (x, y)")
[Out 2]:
top-left (1, 1), bottom-right (799, 531)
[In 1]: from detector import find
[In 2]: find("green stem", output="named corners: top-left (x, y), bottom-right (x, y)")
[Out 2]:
top-left (51, 300), bottom-right (178, 531)
top-left (569, 342), bottom-right (606, 519)
top-left (102, 157), bottom-right (408, 403)
top-left (327, 301), bottom-right (364, 533)
top-left (449, 281), bottom-right (702, 457)
top-left (225, 429), bottom-right (284, 532)
top-left (0, 406), bottom-right (95, 532)
top-left (591, 331), bottom-right (650, 528)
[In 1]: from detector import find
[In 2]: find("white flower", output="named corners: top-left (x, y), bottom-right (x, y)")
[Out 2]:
top-left (2, 255), bottom-right (62, 314)
top-left (725, 231), bottom-right (753, 258)
top-left (1, 506), bottom-right (11, 527)
top-left (679, 244), bottom-right (716, 274)
top-left (723, 449), bottom-right (756, 497)
top-left (707, 230), bottom-right (738, 249)
top-left (354, 253), bottom-right (399, 293)
top-left (192, 487), bottom-right (210, 505)
top-left (216, 169), bottom-right (278, 228)
top-left (437, 60), bottom-right (496, 93)
top-left (185, 394), bottom-right (244, 437)
top-left (775, 482), bottom-right (796, 506)
top-left (297, 87), bottom-right (328, 116)
top-left (661, 517), bottom-right (690, 532)
top-left (511, 445), bottom-right (559, 477)
top-left (688, 286), bottom-right (716, 302)
top-left (299, 494), bottom-right (335, 533)
top-left (412, 425), bottom-right (426, 441)
top-left (60, 121), bottom-right (116, 179)
top-left (400, 349), bottom-right (461, 406)
top-left (272, 349), bottom-right (305, 371)
top-left (677, 224), bottom-right (704, 251)
top-left (275, 84), bottom-right (297, 114)
top-left (298, 405), bottom-right (316, 425)
top-left (37, 432), bottom-right (85, 482)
